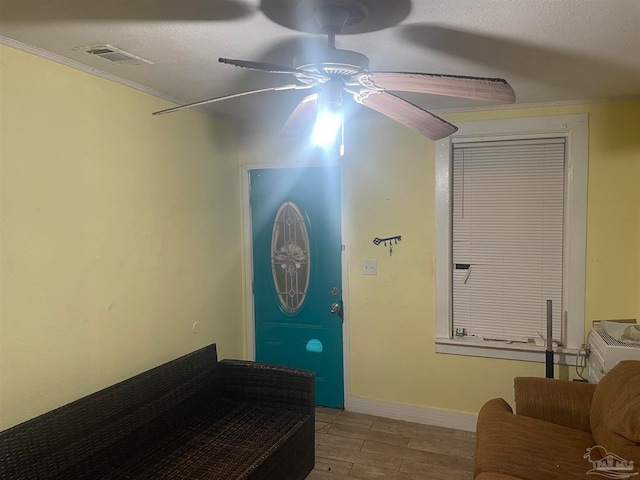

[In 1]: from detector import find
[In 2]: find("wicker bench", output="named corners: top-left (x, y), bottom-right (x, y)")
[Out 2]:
top-left (0, 344), bottom-right (315, 480)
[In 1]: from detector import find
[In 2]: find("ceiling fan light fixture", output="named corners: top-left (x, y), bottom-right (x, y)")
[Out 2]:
top-left (312, 81), bottom-right (344, 151)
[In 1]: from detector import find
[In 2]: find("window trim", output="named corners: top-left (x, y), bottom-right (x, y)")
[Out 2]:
top-left (434, 114), bottom-right (588, 364)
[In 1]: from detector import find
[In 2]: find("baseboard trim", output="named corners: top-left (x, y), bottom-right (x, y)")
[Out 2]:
top-left (345, 395), bottom-right (478, 432)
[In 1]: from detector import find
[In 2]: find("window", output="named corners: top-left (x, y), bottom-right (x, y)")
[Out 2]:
top-left (271, 201), bottom-right (310, 313)
top-left (435, 115), bottom-right (588, 364)
top-left (452, 138), bottom-right (565, 342)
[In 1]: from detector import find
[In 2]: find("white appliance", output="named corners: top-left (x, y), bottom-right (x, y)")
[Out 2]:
top-left (588, 328), bottom-right (640, 383)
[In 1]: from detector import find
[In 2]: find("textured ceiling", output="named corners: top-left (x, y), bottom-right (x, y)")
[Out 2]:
top-left (1, 0), bottom-right (639, 132)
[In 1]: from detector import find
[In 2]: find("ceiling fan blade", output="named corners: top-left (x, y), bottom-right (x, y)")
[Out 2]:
top-left (152, 84), bottom-right (313, 115)
top-left (359, 72), bottom-right (516, 104)
top-left (352, 90), bottom-right (457, 140)
top-left (219, 58), bottom-right (328, 81)
top-left (280, 94), bottom-right (319, 137)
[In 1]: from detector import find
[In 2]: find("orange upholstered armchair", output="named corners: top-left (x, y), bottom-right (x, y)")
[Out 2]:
top-left (474, 360), bottom-right (640, 480)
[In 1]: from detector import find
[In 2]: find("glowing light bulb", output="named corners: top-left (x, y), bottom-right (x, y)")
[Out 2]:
top-left (311, 108), bottom-right (342, 147)
top-left (309, 80), bottom-right (345, 153)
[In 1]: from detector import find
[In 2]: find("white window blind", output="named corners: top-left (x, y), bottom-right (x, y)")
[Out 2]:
top-left (452, 138), bottom-right (565, 343)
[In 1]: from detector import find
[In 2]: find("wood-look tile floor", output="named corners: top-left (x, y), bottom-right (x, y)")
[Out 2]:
top-left (307, 407), bottom-right (476, 480)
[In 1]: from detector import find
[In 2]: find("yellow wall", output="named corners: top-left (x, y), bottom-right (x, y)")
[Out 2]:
top-left (0, 45), bottom-right (244, 429)
top-left (2, 43), bottom-right (638, 429)
top-left (241, 100), bottom-right (640, 415)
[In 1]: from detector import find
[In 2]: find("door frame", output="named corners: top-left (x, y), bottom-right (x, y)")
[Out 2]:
top-left (241, 162), bottom-right (351, 404)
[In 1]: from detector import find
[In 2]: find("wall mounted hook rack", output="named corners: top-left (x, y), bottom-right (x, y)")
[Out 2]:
top-left (373, 235), bottom-right (401, 256)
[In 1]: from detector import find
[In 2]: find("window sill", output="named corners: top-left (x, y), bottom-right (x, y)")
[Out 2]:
top-left (435, 337), bottom-right (581, 366)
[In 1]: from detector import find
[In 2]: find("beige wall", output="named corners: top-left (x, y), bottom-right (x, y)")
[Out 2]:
top-left (0, 45), bottom-right (244, 429)
top-left (241, 100), bottom-right (640, 415)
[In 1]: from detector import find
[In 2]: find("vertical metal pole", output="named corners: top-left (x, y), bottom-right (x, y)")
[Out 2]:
top-left (546, 300), bottom-right (554, 379)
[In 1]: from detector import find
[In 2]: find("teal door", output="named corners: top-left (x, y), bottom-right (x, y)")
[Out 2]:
top-left (250, 166), bottom-right (344, 408)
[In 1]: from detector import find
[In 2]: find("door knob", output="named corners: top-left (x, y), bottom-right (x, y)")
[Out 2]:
top-left (330, 301), bottom-right (344, 322)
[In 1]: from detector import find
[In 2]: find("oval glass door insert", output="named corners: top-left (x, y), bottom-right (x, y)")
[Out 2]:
top-left (271, 201), bottom-right (310, 313)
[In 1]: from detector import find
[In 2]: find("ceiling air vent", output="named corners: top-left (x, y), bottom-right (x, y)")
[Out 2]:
top-left (74, 44), bottom-right (153, 66)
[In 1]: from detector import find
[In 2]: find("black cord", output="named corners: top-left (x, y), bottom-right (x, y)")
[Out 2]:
top-left (575, 331), bottom-right (592, 381)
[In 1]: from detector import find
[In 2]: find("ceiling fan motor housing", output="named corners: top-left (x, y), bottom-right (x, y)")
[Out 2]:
top-left (294, 48), bottom-right (370, 76)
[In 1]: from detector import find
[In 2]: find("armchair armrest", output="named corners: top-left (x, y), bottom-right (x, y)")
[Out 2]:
top-left (219, 360), bottom-right (315, 417)
top-left (514, 377), bottom-right (596, 433)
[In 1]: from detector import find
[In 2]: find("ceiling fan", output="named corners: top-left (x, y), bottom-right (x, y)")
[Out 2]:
top-left (152, 0), bottom-right (516, 142)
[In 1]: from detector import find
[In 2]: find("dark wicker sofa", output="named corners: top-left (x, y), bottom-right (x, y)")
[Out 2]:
top-left (0, 344), bottom-right (315, 480)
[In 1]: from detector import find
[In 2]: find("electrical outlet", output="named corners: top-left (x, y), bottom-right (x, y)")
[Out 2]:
top-left (361, 259), bottom-right (377, 275)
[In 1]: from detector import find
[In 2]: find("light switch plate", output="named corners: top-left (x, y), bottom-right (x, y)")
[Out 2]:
top-left (361, 259), bottom-right (377, 275)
